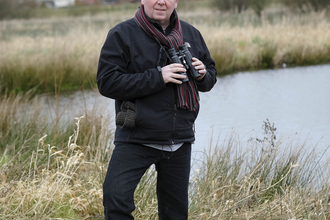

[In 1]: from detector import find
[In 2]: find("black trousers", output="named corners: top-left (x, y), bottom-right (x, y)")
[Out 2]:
top-left (103, 142), bottom-right (191, 220)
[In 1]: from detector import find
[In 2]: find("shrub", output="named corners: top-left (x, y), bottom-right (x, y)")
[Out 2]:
top-left (0, 0), bottom-right (38, 20)
top-left (245, 0), bottom-right (271, 17)
top-left (213, 0), bottom-right (271, 17)
top-left (0, 0), bottom-right (17, 19)
top-left (213, 0), bottom-right (247, 13)
top-left (280, 0), bottom-right (330, 13)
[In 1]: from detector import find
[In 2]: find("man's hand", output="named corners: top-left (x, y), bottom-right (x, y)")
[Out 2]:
top-left (161, 63), bottom-right (187, 84)
top-left (191, 58), bottom-right (207, 81)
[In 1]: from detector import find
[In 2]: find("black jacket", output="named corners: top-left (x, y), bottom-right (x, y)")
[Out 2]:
top-left (97, 15), bottom-right (217, 145)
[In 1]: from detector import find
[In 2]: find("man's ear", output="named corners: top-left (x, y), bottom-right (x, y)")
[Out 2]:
top-left (174, 0), bottom-right (179, 8)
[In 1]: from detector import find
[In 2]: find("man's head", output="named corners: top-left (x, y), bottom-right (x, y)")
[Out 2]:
top-left (141, 0), bottom-right (179, 29)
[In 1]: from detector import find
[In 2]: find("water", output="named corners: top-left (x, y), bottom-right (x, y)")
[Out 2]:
top-left (56, 64), bottom-right (330, 158)
top-left (195, 64), bottom-right (330, 155)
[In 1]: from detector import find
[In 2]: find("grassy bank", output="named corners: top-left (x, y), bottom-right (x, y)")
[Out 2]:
top-left (1, 5), bottom-right (330, 219)
top-left (199, 11), bottom-right (330, 74)
top-left (0, 94), bottom-right (330, 219)
top-left (1, 7), bottom-right (330, 95)
top-left (0, 93), bottom-right (113, 218)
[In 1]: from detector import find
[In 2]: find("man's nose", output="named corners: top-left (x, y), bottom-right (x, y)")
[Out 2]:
top-left (157, 0), bottom-right (165, 5)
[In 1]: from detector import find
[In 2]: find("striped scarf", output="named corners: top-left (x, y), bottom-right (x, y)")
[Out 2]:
top-left (134, 5), bottom-right (199, 111)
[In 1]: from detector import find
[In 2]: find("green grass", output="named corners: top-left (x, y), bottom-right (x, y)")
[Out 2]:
top-left (1, 60), bottom-right (96, 95)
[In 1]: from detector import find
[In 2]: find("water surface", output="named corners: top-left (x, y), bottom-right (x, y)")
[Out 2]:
top-left (195, 64), bottom-right (330, 155)
top-left (54, 64), bottom-right (330, 157)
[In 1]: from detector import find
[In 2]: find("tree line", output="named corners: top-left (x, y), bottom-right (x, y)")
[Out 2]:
top-left (1, 0), bottom-right (330, 20)
top-left (212, 0), bottom-right (330, 17)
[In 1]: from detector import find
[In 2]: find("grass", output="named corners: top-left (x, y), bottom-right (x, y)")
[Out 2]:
top-left (0, 94), bottom-right (329, 219)
top-left (1, 3), bottom-right (330, 219)
top-left (0, 93), bottom-right (113, 219)
top-left (188, 137), bottom-right (330, 219)
top-left (1, 6), bottom-right (330, 95)
top-left (192, 9), bottom-right (330, 74)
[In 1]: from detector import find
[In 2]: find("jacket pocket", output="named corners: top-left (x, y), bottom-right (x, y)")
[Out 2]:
top-left (116, 100), bottom-right (136, 128)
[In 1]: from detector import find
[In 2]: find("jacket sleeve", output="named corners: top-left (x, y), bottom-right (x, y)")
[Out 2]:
top-left (96, 28), bottom-right (166, 101)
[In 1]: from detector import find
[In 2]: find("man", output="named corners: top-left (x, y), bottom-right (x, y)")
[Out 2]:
top-left (97, 0), bottom-right (217, 219)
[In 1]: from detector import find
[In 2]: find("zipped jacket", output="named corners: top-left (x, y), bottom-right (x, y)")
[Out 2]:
top-left (97, 16), bottom-right (217, 145)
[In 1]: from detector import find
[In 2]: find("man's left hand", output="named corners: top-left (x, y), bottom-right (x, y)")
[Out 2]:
top-left (192, 58), bottom-right (207, 81)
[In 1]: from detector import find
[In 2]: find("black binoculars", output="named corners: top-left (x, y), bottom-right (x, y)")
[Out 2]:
top-left (167, 43), bottom-right (202, 83)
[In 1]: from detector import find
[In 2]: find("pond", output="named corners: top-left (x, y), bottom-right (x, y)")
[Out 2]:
top-left (196, 64), bottom-right (330, 153)
top-left (54, 64), bottom-right (330, 159)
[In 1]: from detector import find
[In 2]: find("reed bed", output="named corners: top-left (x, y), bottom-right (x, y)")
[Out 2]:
top-left (188, 9), bottom-right (330, 74)
top-left (1, 94), bottom-right (329, 219)
top-left (1, 8), bottom-right (330, 95)
top-left (0, 93), bottom-right (114, 219)
top-left (0, 11), bottom-right (134, 95)
top-left (1, 5), bottom-right (330, 219)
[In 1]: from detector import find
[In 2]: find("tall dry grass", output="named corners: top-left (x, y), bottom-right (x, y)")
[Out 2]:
top-left (1, 8), bottom-right (330, 95)
top-left (1, 113), bottom-right (329, 219)
top-left (1, 93), bottom-right (329, 219)
top-left (0, 92), bottom-right (114, 219)
top-left (0, 116), bottom-right (112, 219)
top-left (188, 135), bottom-right (330, 219)
top-left (191, 9), bottom-right (330, 74)
top-left (0, 11), bottom-right (133, 95)
top-left (1, 6), bottom-right (330, 220)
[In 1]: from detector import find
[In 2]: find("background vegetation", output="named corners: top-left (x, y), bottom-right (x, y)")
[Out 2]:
top-left (213, 0), bottom-right (330, 16)
top-left (1, 1), bottom-right (330, 95)
top-left (1, 94), bottom-right (329, 219)
top-left (1, 0), bottom-right (330, 20)
top-left (1, 0), bottom-right (330, 219)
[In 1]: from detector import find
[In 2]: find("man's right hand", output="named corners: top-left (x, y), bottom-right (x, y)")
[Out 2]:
top-left (161, 64), bottom-right (187, 84)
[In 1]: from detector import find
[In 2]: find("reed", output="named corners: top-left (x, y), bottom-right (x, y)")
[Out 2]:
top-left (1, 7), bottom-right (330, 219)
top-left (0, 94), bottom-right (114, 219)
top-left (0, 116), bottom-right (112, 219)
top-left (0, 11), bottom-right (134, 95)
top-left (1, 8), bottom-right (330, 95)
top-left (0, 26), bottom-right (101, 95)
top-left (1, 94), bottom-right (329, 219)
top-left (187, 134), bottom-right (330, 219)
top-left (192, 10), bottom-right (330, 74)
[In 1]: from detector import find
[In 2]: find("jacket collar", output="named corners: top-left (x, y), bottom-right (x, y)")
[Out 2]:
top-left (144, 9), bottom-right (177, 34)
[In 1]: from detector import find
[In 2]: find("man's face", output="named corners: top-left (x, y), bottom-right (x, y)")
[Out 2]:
top-left (141, 0), bottom-right (179, 27)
